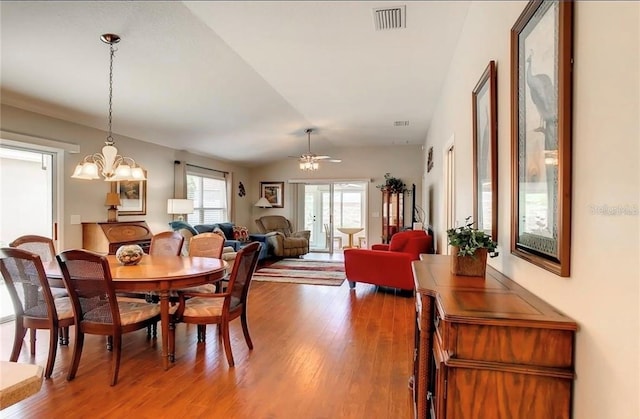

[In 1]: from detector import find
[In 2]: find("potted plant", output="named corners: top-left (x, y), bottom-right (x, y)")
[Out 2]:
top-left (376, 173), bottom-right (407, 194)
top-left (446, 216), bottom-right (498, 277)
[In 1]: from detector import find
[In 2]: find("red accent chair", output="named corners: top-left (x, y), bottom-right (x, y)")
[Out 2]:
top-left (344, 230), bottom-right (434, 291)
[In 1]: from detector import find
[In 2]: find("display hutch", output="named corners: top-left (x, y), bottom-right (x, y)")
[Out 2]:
top-left (381, 189), bottom-right (403, 243)
top-left (411, 255), bottom-right (577, 419)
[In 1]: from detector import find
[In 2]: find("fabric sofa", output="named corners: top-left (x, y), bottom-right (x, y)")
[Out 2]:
top-left (168, 221), bottom-right (270, 261)
top-left (254, 215), bottom-right (310, 258)
top-left (343, 230), bottom-right (434, 291)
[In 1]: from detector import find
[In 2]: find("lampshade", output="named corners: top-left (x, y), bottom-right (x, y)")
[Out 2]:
top-left (105, 192), bottom-right (121, 207)
top-left (167, 199), bottom-right (194, 215)
top-left (254, 197), bottom-right (273, 208)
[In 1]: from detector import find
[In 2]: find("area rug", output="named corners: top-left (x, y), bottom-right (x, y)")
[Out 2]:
top-left (253, 258), bottom-right (346, 286)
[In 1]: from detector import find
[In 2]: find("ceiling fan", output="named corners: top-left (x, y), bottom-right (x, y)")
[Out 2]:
top-left (290, 128), bottom-right (341, 171)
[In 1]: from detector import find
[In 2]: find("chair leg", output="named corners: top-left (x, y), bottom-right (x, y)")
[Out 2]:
top-left (59, 326), bottom-right (70, 345)
top-left (240, 311), bottom-right (253, 350)
top-left (110, 334), bottom-right (122, 386)
top-left (67, 330), bottom-right (84, 381)
top-left (29, 328), bottom-right (37, 355)
top-left (45, 327), bottom-right (59, 379)
top-left (10, 322), bottom-right (27, 362)
top-left (168, 321), bottom-right (175, 363)
top-left (153, 322), bottom-right (157, 338)
top-left (221, 320), bottom-right (235, 367)
top-left (106, 336), bottom-right (113, 351)
top-left (197, 324), bottom-right (206, 343)
top-left (348, 281), bottom-right (356, 289)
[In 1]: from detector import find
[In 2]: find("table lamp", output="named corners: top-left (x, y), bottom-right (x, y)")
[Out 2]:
top-left (105, 192), bottom-right (121, 222)
top-left (167, 198), bottom-right (194, 221)
top-left (254, 197), bottom-right (273, 208)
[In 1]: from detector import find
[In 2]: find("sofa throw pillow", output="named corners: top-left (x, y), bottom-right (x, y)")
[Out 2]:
top-left (233, 225), bottom-right (251, 242)
top-left (212, 227), bottom-right (226, 241)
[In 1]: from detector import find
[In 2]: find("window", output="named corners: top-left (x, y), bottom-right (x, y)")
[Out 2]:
top-left (186, 171), bottom-right (228, 225)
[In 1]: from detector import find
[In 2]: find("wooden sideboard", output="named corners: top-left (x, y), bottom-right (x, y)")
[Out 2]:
top-left (82, 221), bottom-right (153, 254)
top-left (412, 255), bottom-right (577, 419)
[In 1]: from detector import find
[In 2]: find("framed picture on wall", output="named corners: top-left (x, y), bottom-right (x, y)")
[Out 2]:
top-left (472, 60), bottom-right (498, 242)
top-left (111, 171), bottom-right (147, 215)
top-left (260, 181), bottom-right (284, 208)
top-left (510, 0), bottom-right (573, 276)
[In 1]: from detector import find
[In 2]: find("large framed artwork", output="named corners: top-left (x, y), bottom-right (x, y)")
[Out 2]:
top-left (110, 171), bottom-right (147, 215)
top-left (260, 181), bottom-right (284, 208)
top-left (510, 0), bottom-right (573, 276)
top-left (472, 60), bottom-right (498, 242)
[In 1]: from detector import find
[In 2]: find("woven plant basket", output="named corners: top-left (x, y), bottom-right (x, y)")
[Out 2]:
top-left (450, 246), bottom-right (488, 277)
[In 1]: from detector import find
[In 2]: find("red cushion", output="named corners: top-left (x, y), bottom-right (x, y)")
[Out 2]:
top-left (388, 230), bottom-right (427, 252)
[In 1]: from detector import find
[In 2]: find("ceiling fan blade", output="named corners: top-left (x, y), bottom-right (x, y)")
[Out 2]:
top-left (328, 159), bottom-right (342, 163)
top-left (315, 155), bottom-right (331, 160)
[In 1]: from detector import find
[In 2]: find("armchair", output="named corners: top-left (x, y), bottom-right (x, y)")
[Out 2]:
top-left (344, 230), bottom-right (433, 291)
top-left (255, 215), bottom-right (310, 258)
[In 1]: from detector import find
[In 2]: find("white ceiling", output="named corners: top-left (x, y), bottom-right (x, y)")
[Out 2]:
top-left (0, 1), bottom-right (470, 167)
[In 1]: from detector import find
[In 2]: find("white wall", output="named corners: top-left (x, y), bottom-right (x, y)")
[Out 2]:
top-left (1, 105), bottom-right (252, 249)
top-left (423, 2), bottom-right (639, 418)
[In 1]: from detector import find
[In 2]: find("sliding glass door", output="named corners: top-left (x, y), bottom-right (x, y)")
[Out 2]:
top-left (301, 182), bottom-right (367, 254)
top-left (0, 145), bottom-right (56, 322)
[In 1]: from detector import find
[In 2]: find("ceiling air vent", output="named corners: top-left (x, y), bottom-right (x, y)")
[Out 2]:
top-left (373, 6), bottom-right (406, 31)
top-left (394, 120), bottom-right (410, 127)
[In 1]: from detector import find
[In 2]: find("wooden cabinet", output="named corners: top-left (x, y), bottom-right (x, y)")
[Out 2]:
top-left (412, 255), bottom-right (577, 419)
top-left (381, 190), bottom-right (403, 243)
top-left (82, 221), bottom-right (153, 254)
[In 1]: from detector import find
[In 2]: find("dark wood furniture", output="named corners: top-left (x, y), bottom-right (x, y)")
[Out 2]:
top-left (44, 255), bottom-right (227, 371)
top-left (0, 248), bottom-right (75, 379)
top-left (381, 189), bottom-right (403, 243)
top-left (82, 221), bottom-right (153, 254)
top-left (171, 242), bottom-right (261, 367)
top-left (56, 249), bottom-right (161, 386)
top-left (412, 255), bottom-right (577, 419)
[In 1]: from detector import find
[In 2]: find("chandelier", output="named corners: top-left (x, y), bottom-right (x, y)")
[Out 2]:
top-left (299, 129), bottom-right (320, 171)
top-left (72, 34), bottom-right (146, 182)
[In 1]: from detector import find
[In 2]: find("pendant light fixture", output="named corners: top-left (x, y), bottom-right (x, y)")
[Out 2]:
top-left (72, 34), bottom-right (146, 182)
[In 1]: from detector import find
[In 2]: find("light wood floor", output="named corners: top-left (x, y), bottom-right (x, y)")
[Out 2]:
top-left (1, 279), bottom-right (415, 418)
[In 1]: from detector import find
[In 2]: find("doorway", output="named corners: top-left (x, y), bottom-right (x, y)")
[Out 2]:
top-left (0, 145), bottom-right (57, 322)
top-left (300, 182), bottom-right (368, 254)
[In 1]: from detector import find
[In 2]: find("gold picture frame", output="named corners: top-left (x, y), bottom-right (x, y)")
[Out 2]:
top-left (110, 171), bottom-right (147, 215)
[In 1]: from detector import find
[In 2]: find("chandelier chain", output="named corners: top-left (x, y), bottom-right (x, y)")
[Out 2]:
top-left (107, 43), bottom-right (115, 144)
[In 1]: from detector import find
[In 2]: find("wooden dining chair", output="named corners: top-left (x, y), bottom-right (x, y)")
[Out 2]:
top-left (56, 249), bottom-right (161, 386)
top-left (149, 231), bottom-right (184, 256)
top-left (9, 235), bottom-right (56, 262)
top-left (170, 241), bottom-right (261, 367)
top-left (0, 248), bottom-right (75, 379)
top-left (9, 234), bottom-right (70, 345)
top-left (183, 233), bottom-right (227, 293)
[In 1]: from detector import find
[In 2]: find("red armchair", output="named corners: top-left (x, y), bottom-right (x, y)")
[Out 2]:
top-left (344, 230), bottom-right (433, 291)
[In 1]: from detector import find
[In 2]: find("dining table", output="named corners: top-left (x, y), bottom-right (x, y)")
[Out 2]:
top-left (44, 254), bottom-right (227, 370)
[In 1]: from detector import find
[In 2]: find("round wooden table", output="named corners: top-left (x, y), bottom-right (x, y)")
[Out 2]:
top-left (337, 227), bottom-right (364, 249)
top-left (45, 255), bottom-right (227, 370)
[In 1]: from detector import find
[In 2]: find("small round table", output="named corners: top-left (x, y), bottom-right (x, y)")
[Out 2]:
top-left (337, 227), bottom-right (364, 249)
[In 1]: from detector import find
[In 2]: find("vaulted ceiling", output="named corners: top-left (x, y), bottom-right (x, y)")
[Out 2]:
top-left (0, 1), bottom-right (470, 166)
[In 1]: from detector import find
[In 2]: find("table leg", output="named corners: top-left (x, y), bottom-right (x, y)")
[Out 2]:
top-left (159, 291), bottom-right (170, 370)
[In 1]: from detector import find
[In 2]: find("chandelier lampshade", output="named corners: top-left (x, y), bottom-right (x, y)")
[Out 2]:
top-left (72, 34), bottom-right (146, 182)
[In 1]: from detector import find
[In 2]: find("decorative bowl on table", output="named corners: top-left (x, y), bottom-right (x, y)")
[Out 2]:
top-left (115, 244), bottom-right (144, 265)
